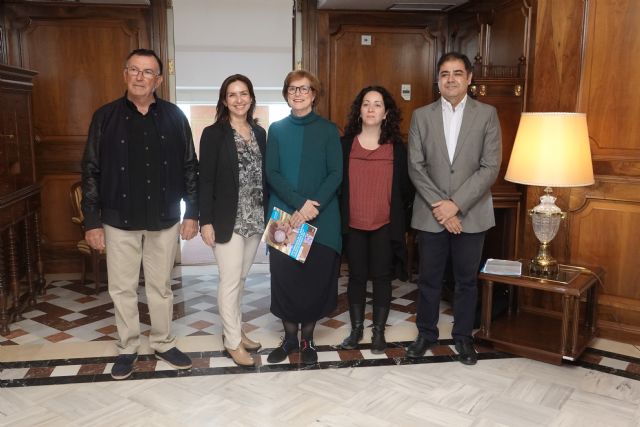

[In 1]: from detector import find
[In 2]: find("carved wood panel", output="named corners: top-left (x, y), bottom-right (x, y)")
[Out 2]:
top-left (23, 19), bottom-right (141, 144)
top-left (313, 9), bottom-right (445, 122)
top-left (580, 0), bottom-right (640, 171)
top-left (329, 25), bottom-right (437, 137)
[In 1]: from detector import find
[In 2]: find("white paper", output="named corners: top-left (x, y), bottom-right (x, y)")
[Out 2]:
top-left (481, 259), bottom-right (522, 276)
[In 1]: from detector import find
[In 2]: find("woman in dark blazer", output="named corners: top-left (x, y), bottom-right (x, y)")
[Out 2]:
top-left (199, 74), bottom-right (267, 367)
top-left (339, 85), bottom-right (413, 353)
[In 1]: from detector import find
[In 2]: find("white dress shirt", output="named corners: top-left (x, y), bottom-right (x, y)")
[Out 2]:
top-left (441, 95), bottom-right (467, 163)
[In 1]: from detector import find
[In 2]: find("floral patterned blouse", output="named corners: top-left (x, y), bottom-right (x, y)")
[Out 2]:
top-left (233, 128), bottom-right (264, 237)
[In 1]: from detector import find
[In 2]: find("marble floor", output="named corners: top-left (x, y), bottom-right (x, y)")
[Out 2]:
top-left (1, 263), bottom-right (640, 426)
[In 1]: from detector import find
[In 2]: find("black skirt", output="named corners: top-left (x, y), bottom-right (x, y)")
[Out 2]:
top-left (269, 242), bottom-right (340, 323)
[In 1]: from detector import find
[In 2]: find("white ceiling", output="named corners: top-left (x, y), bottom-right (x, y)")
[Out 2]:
top-left (316, 0), bottom-right (469, 11)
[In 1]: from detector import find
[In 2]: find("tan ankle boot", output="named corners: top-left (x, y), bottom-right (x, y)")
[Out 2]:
top-left (241, 331), bottom-right (261, 351)
top-left (225, 344), bottom-right (255, 367)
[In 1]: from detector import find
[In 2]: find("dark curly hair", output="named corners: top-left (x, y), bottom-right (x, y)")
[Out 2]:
top-left (343, 86), bottom-right (402, 145)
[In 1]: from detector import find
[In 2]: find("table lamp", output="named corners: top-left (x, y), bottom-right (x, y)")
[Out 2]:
top-left (505, 112), bottom-right (594, 275)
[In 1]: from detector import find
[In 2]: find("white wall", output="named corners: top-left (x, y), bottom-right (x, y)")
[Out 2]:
top-left (173, 0), bottom-right (293, 104)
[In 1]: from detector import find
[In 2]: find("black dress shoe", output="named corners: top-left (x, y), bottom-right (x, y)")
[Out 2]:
top-left (455, 340), bottom-right (478, 365)
top-left (405, 335), bottom-right (435, 358)
top-left (300, 338), bottom-right (318, 365)
top-left (267, 338), bottom-right (298, 364)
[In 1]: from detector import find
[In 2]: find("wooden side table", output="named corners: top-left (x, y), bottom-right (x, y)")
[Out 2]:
top-left (475, 263), bottom-right (603, 365)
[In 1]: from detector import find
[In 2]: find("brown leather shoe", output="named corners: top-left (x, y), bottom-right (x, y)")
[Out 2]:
top-left (241, 331), bottom-right (262, 351)
top-left (225, 344), bottom-right (255, 367)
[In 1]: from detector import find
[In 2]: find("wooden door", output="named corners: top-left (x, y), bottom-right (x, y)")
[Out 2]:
top-left (329, 26), bottom-right (437, 137)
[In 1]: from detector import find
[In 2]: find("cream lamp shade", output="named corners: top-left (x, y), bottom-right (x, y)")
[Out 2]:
top-left (505, 112), bottom-right (594, 187)
top-left (505, 112), bottom-right (594, 276)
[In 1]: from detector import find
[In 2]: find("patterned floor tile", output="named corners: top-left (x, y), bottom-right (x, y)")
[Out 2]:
top-left (2, 265), bottom-right (640, 392)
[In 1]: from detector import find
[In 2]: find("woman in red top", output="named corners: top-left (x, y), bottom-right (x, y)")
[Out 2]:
top-left (339, 86), bottom-right (413, 353)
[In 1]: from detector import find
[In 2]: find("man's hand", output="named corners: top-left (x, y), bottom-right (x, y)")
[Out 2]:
top-left (443, 216), bottom-right (463, 234)
top-left (180, 218), bottom-right (198, 240)
top-left (200, 224), bottom-right (215, 247)
top-left (85, 228), bottom-right (106, 251)
top-left (432, 200), bottom-right (459, 224)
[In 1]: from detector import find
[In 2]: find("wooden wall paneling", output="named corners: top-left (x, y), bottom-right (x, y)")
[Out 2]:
top-left (329, 25), bottom-right (438, 137)
top-left (448, 9), bottom-right (480, 61)
top-left (150, 0), bottom-right (169, 98)
top-left (300, 0), bottom-right (319, 76)
top-left (527, 0), bottom-right (584, 113)
top-left (314, 10), bottom-right (445, 120)
top-left (567, 179), bottom-right (640, 343)
top-left (520, 0), bottom-right (585, 266)
top-left (579, 0), bottom-right (640, 171)
top-left (522, 0), bottom-right (640, 344)
top-left (0, 8), bottom-right (6, 65)
top-left (573, 0), bottom-right (640, 343)
top-left (486, 0), bottom-right (530, 66)
top-left (2, 1), bottom-right (166, 273)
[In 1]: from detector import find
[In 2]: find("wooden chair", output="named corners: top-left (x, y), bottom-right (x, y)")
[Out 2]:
top-left (69, 181), bottom-right (106, 294)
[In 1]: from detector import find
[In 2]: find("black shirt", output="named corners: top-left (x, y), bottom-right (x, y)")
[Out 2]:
top-left (125, 98), bottom-right (165, 230)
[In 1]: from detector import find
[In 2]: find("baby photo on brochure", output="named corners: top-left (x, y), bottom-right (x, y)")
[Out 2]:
top-left (262, 207), bottom-right (316, 263)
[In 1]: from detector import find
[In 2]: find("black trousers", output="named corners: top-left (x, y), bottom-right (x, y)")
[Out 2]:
top-left (416, 229), bottom-right (485, 342)
top-left (345, 224), bottom-right (392, 308)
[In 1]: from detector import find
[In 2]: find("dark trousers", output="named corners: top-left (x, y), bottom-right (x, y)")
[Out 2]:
top-left (416, 230), bottom-right (485, 342)
top-left (345, 224), bottom-right (392, 308)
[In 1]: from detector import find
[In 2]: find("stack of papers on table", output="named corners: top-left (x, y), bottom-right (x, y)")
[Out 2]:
top-left (481, 259), bottom-right (522, 276)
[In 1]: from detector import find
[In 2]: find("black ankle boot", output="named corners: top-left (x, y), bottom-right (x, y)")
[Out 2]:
top-left (340, 304), bottom-right (364, 350)
top-left (371, 306), bottom-right (389, 354)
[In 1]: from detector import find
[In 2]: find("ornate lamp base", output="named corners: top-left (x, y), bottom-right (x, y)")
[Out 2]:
top-left (529, 241), bottom-right (559, 276)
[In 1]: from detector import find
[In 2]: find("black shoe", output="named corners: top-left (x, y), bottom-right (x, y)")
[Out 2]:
top-left (111, 353), bottom-right (137, 380)
top-left (340, 326), bottom-right (363, 350)
top-left (340, 304), bottom-right (365, 350)
top-left (371, 329), bottom-right (387, 354)
top-left (300, 338), bottom-right (318, 365)
top-left (370, 306), bottom-right (389, 354)
top-left (267, 337), bottom-right (298, 363)
top-left (455, 340), bottom-right (478, 365)
top-left (154, 347), bottom-right (192, 369)
top-left (405, 335), bottom-right (435, 358)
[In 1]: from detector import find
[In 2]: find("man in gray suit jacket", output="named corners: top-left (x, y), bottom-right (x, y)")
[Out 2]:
top-left (406, 52), bottom-right (501, 364)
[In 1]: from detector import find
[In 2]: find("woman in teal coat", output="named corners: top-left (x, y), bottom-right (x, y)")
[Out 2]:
top-left (266, 70), bottom-right (342, 365)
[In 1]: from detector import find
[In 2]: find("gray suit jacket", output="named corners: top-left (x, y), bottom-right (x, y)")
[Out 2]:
top-left (408, 97), bottom-right (502, 233)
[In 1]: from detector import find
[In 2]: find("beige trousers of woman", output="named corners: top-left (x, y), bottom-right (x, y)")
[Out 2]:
top-left (214, 232), bottom-right (261, 350)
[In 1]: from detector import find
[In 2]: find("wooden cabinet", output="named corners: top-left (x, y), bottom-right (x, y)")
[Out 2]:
top-left (0, 64), bottom-right (44, 334)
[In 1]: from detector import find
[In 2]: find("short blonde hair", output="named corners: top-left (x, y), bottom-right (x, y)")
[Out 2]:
top-left (282, 70), bottom-right (321, 106)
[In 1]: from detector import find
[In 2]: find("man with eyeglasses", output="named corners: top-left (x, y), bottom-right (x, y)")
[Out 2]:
top-left (81, 48), bottom-right (199, 379)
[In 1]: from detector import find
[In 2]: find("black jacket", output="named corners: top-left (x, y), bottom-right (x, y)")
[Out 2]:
top-left (340, 135), bottom-right (414, 280)
top-left (198, 120), bottom-right (268, 244)
top-left (81, 94), bottom-right (198, 230)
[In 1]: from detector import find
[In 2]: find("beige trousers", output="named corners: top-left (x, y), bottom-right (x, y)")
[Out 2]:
top-left (104, 223), bottom-right (179, 354)
top-left (213, 232), bottom-right (261, 350)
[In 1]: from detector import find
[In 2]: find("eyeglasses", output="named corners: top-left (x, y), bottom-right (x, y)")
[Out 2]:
top-left (287, 85), bottom-right (312, 95)
top-left (124, 66), bottom-right (160, 79)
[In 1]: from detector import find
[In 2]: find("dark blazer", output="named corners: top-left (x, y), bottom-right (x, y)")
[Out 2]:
top-left (340, 135), bottom-right (414, 280)
top-left (198, 120), bottom-right (268, 244)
